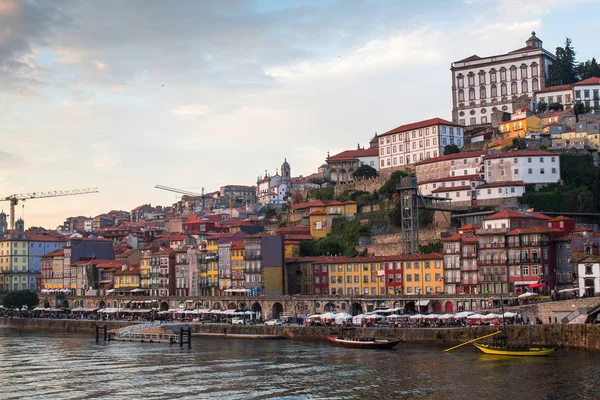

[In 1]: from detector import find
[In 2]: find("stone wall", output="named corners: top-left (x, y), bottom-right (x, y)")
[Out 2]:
top-left (4, 318), bottom-right (600, 350)
top-left (333, 176), bottom-right (388, 195)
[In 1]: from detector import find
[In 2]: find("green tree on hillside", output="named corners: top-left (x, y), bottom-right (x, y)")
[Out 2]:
top-left (549, 38), bottom-right (577, 85)
top-left (443, 144), bottom-right (460, 155)
top-left (576, 57), bottom-right (600, 80)
top-left (352, 165), bottom-right (378, 179)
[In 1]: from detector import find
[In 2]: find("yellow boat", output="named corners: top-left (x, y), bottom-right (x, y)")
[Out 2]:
top-left (473, 342), bottom-right (555, 357)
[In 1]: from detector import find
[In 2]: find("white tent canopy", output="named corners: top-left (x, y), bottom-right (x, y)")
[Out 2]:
top-left (518, 292), bottom-right (537, 299)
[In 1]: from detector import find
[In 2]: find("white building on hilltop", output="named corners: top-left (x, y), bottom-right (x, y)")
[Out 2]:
top-left (451, 32), bottom-right (555, 126)
top-left (378, 117), bottom-right (464, 175)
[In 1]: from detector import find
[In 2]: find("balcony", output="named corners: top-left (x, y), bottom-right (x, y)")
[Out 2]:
top-left (244, 254), bottom-right (261, 261)
top-left (461, 279), bottom-right (479, 285)
top-left (461, 252), bottom-right (477, 258)
top-left (461, 264), bottom-right (479, 271)
top-left (219, 273), bottom-right (231, 279)
top-left (478, 259), bottom-right (507, 266)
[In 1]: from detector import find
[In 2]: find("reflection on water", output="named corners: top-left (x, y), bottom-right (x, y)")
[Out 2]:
top-left (0, 328), bottom-right (599, 399)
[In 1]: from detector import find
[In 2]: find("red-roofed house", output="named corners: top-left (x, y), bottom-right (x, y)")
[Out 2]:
top-left (377, 118), bottom-right (465, 174)
top-left (535, 84), bottom-right (573, 110)
top-left (326, 145), bottom-right (379, 184)
top-left (451, 31), bottom-right (555, 126)
top-left (442, 224), bottom-right (479, 294)
top-left (573, 77), bottom-right (600, 112)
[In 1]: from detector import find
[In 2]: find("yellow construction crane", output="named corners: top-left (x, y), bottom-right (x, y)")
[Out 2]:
top-left (1, 187), bottom-right (99, 230)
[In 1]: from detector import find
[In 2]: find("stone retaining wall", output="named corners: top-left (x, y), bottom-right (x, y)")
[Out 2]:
top-left (3, 317), bottom-right (600, 350)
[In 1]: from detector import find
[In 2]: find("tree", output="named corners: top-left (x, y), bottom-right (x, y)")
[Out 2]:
top-left (576, 57), bottom-right (600, 80)
top-left (262, 207), bottom-right (277, 219)
top-left (309, 177), bottom-right (329, 188)
top-left (379, 170), bottom-right (410, 197)
top-left (548, 102), bottom-right (564, 112)
top-left (1, 290), bottom-right (39, 309)
top-left (574, 102), bottom-right (586, 122)
top-left (291, 191), bottom-right (305, 205)
top-left (549, 38), bottom-right (577, 85)
top-left (537, 101), bottom-right (548, 114)
top-left (443, 144), bottom-right (460, 155)
top-left (352, 165), bottom-right (378, 180)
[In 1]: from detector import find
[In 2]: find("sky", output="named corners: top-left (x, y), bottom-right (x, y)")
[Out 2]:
top-left (1, 0), bottom-right (599, 229)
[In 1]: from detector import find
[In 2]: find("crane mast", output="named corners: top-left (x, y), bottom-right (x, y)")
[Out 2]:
top-left (2, 187), bottom-right (99, 230)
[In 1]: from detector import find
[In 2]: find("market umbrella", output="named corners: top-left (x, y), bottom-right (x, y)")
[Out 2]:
top-left (518, 292), bottom-right (537, 299)
top-left (320, 312), bottom-right (337, 320)
top-left (466, 314), bottom-right (484, 319)
top-left (503, 312), bottom-right (518, 318)
top-left (409, 314), bottom-right (424, 320)
top-left (334, 313), bottom-right (352, 324)
top-left (365, 314), bottom-right (384, 320)
top-left (438, 313), bottom-right (455, 320)
top-left (482, 313), bottom-right (502, 320)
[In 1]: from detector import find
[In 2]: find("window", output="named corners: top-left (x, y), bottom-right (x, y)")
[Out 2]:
top-left (521, 80), bottom-right (528, 93)
top-left (468, 73), bottom-right (475, 86)
top-left (552, 168), bottom-right (556, 174)
top-left (510, 66), bottom-right (517, 80)
top-left (457, 75), bottom-right (464, 87)
top-left (528, 168), bottom-right (532, 174)
top-left (500, 68), bottom-right (506, 82)
top-left (491, 85), bottom-right (497, 97)
top-left (414, 274), bottom-right (420, 282)
top-left (511, 81), bottom-right (518, 94)
top-left (479, 72), bottom-right (485, 85)
top-left (532, 79), bottom-right (539, 91)
top-left (520, 65), bottom-right (527, 79)
top-left (528, 157), bottom-right (532, 163)
top-left (531, 64), bottom-right (538, 76)
top-left (490, 69), bottom-right (497, 83)
top-left (575, 90), bottom-right (581, 99)
top-left (458, 90), bottom-right (464, 102)
top-left (514, 169), bottom-right (519, 175)
top-left (480, 86), bottom-right (486, 99)
top-left (501, 83), bottom-right (507, 96)
top-left (406, 274), bottom-right (412, 282)
top-left (469, 88), bottom-right (475, 100)
top-left (551, 157), bottom-right (556, 162)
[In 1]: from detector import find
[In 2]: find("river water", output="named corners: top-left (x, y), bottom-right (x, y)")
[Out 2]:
top-left (1, 328), bottom-right (599, 400)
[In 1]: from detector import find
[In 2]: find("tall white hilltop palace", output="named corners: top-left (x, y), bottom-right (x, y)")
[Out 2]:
top-left (451, 32), bottom-right (555, 126)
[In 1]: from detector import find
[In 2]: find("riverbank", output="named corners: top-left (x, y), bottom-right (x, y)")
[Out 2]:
top-left (2, 317), bottom-right (600, 350)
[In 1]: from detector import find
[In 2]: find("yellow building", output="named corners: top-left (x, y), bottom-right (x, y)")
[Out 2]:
top-left (231, 242), bottom-right (245, 289)
top-left (309, 200), bottom-right (358, 239)
top-left (499, 114), bottom-right (543, 139)
top-left (113, 264), bottom-right (141, 291)
top-left (139, 247), bottom-right (152, 291)
top-left (325, 256), bottom-right (386, 296)
top-left (204, 235), bottom-right (220, 296)
top-left (402, 254), bottom-right (444, 295)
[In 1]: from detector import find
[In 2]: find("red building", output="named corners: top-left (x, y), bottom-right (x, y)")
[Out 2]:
top-left (383, 257), bottom-right (403, 295)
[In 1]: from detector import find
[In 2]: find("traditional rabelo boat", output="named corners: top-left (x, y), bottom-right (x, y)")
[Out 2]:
top-left (325, 335), bottom-right (401, 349)
top-left (326, 326), bottom-right (401, 349)
top-left (445, 296), bottom-right (555, 357)
top-left (472, 342), bottom-right (555, 356)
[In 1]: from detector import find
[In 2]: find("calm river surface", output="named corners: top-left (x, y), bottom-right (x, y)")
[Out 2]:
top-left (1, 328), bottom-right (599, 400)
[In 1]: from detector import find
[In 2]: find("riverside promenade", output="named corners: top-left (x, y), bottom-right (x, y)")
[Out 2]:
top-left (3, 317), bottom-right (600, 351)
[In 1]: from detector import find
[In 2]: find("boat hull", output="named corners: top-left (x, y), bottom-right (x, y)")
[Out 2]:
top-left (325, 336), bottom-right (401, 349)
top-left (473, 342), bottom-right (555, 356)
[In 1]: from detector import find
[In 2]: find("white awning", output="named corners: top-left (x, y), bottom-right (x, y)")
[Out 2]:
top-left (513, 280), bottom-right (538, 285)
top-left (417, 300), bottom-right (430, 306)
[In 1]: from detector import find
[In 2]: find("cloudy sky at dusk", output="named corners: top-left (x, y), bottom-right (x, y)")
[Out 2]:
top-left (2, 0), bottom-right (599, 228)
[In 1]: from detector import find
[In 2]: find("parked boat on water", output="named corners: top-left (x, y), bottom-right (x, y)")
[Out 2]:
top-left (325, 336), bottom-right (401, 349)
top-left (472, 342), bottom-right (555, 356)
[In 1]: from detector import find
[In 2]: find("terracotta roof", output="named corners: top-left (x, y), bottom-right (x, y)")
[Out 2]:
top-left (508, 45), bottom-right (542, 54)
top-left (441, 233), bottom-right (461, 242)
top-left (431, 185), bottom-right (471, 193)
top-left (573, 77), bottom-right (600, 86)
top-left (485, 210), bottom-right (537, 220)
top-left (380, 118), bottom-right (463, 137)
top-left (113, 265), bottom-right (140, 275)
top-left (415, 150), bottom-right (486, 166)
top-left (42, 249), bottom-right (65, 257)
top-left (418, 174), bottom-right (484, 185)
top-left (327, 147), bottom-right (379, 162)
top-left (507, 226), bottom-right (559, 235)
top-left (459, 223), bottom-right (481, 231)
top-left (286, 253), bottom-right (443, 264)
top-left (548, 216), bottom-right (573, 222)
top-left (528, 212), bottom-right (551, 221)
top-left (484, 150), bottom-right (555, 159)
top-left (293, 200), bottom-right (325, 210)
top-left (455, 54), bottom-right (482, 63)
top-left (535, 84), bottom-right (572, 94)
top-left (309, 211), bottom-right (327, 216)
top-left (477, 181), bottom-right (525, 189)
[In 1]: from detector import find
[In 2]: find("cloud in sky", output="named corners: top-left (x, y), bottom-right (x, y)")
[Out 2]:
top-left (2, 0), bottom-right (599, 228)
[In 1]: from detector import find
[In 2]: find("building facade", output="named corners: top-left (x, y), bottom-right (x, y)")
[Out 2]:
top-left (451, 32), bottom-right (555, 126)
top-left (378, 118), bottom-right (465, 174)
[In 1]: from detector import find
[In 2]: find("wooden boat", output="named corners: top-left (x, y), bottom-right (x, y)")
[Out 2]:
top-left (473, 342), bottom-right (555, 356)
top-left (325, 336), bottom-right (401, 349)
